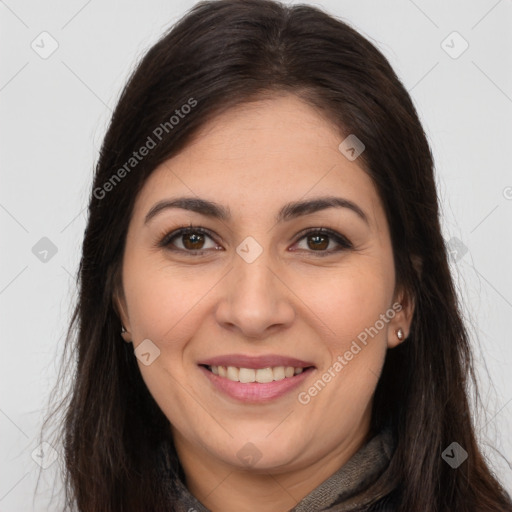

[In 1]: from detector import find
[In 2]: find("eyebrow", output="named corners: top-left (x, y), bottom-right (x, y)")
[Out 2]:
top-left (144, 195), bottom-right (369, 226)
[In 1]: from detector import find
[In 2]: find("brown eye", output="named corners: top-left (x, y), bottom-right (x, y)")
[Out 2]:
top-left (160, 227), bottom-right (219, 253)
top-left (305, 233), bottom-right (329, 251)
top-left (181, 232), bottom-right (206, 250)
top-left (293, 228), bottom-right (352, 256)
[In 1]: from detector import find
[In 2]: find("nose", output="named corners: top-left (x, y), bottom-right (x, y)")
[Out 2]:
top-left (214, 250), bottom-right (296, 340)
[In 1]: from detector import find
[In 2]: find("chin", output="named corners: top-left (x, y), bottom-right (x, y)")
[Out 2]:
top-left (216, 435), bottom-right (308, 472)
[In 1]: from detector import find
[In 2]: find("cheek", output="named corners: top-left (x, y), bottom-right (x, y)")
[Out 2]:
top-left (123, 264), bottom-right (209, 417)
top-left (123, 258), bottom-right (215, 343)
top-left (294, 264), bottom-right (393, 346)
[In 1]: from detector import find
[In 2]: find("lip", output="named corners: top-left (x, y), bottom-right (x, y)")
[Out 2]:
top-left (199, 364), bottom-right (315, 403)
top-left (198, 354), bottom-right (315, 369)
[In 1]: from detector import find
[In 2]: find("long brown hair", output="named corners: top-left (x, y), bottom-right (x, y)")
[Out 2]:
top-left (41, 0), bottom-right (512, 510)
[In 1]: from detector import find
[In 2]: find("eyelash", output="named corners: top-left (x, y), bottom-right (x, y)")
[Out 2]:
top-left (157, 224), bottom-right (353, 257)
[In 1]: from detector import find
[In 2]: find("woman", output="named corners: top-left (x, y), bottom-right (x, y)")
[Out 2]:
top-left (42, 0), bottom-right (512, 510)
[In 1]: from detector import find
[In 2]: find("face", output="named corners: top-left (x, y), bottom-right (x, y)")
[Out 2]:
top-left (116, 94), bottom-right (413, 474)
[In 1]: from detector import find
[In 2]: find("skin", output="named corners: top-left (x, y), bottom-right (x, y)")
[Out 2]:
top-left (115, 93), bottom-right (414, 512)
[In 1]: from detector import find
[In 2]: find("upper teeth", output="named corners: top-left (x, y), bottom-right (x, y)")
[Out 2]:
top-left (210, 365), bottom-right (305, 383)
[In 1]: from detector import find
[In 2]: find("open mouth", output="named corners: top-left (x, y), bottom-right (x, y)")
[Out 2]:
top-left (200, 364), bottom-right (315, 383)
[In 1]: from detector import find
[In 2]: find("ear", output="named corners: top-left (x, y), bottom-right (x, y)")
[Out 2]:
top-left (386, 283), bottom-right (416, 349)
top-left (387, 254), bottom-right (421, 348)
top-left (387, 292), bottom-right (415, 348)
top-left (112, 282), bottom-right (132, 343)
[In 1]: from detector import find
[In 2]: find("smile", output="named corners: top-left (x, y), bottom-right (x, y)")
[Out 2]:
top-left (197, 354), bottom-right (316, 402)
top-left (205, 365), bottom-right (308, 383)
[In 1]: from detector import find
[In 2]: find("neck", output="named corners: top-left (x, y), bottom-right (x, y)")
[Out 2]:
top-left (172, 419), bottom-right (372, 512)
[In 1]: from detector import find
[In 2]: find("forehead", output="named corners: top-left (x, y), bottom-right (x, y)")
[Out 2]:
top-left (131, 94), bottom-right (383, 228)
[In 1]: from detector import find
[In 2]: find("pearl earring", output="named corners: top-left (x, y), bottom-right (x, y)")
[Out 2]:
top-left (120, 325), bottom-right (132, 343)
top-left (396, 328), bottom-right (404, 341)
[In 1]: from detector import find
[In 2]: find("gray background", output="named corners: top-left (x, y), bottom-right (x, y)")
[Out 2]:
top-left (1, 0), bottom-right (511, 509)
